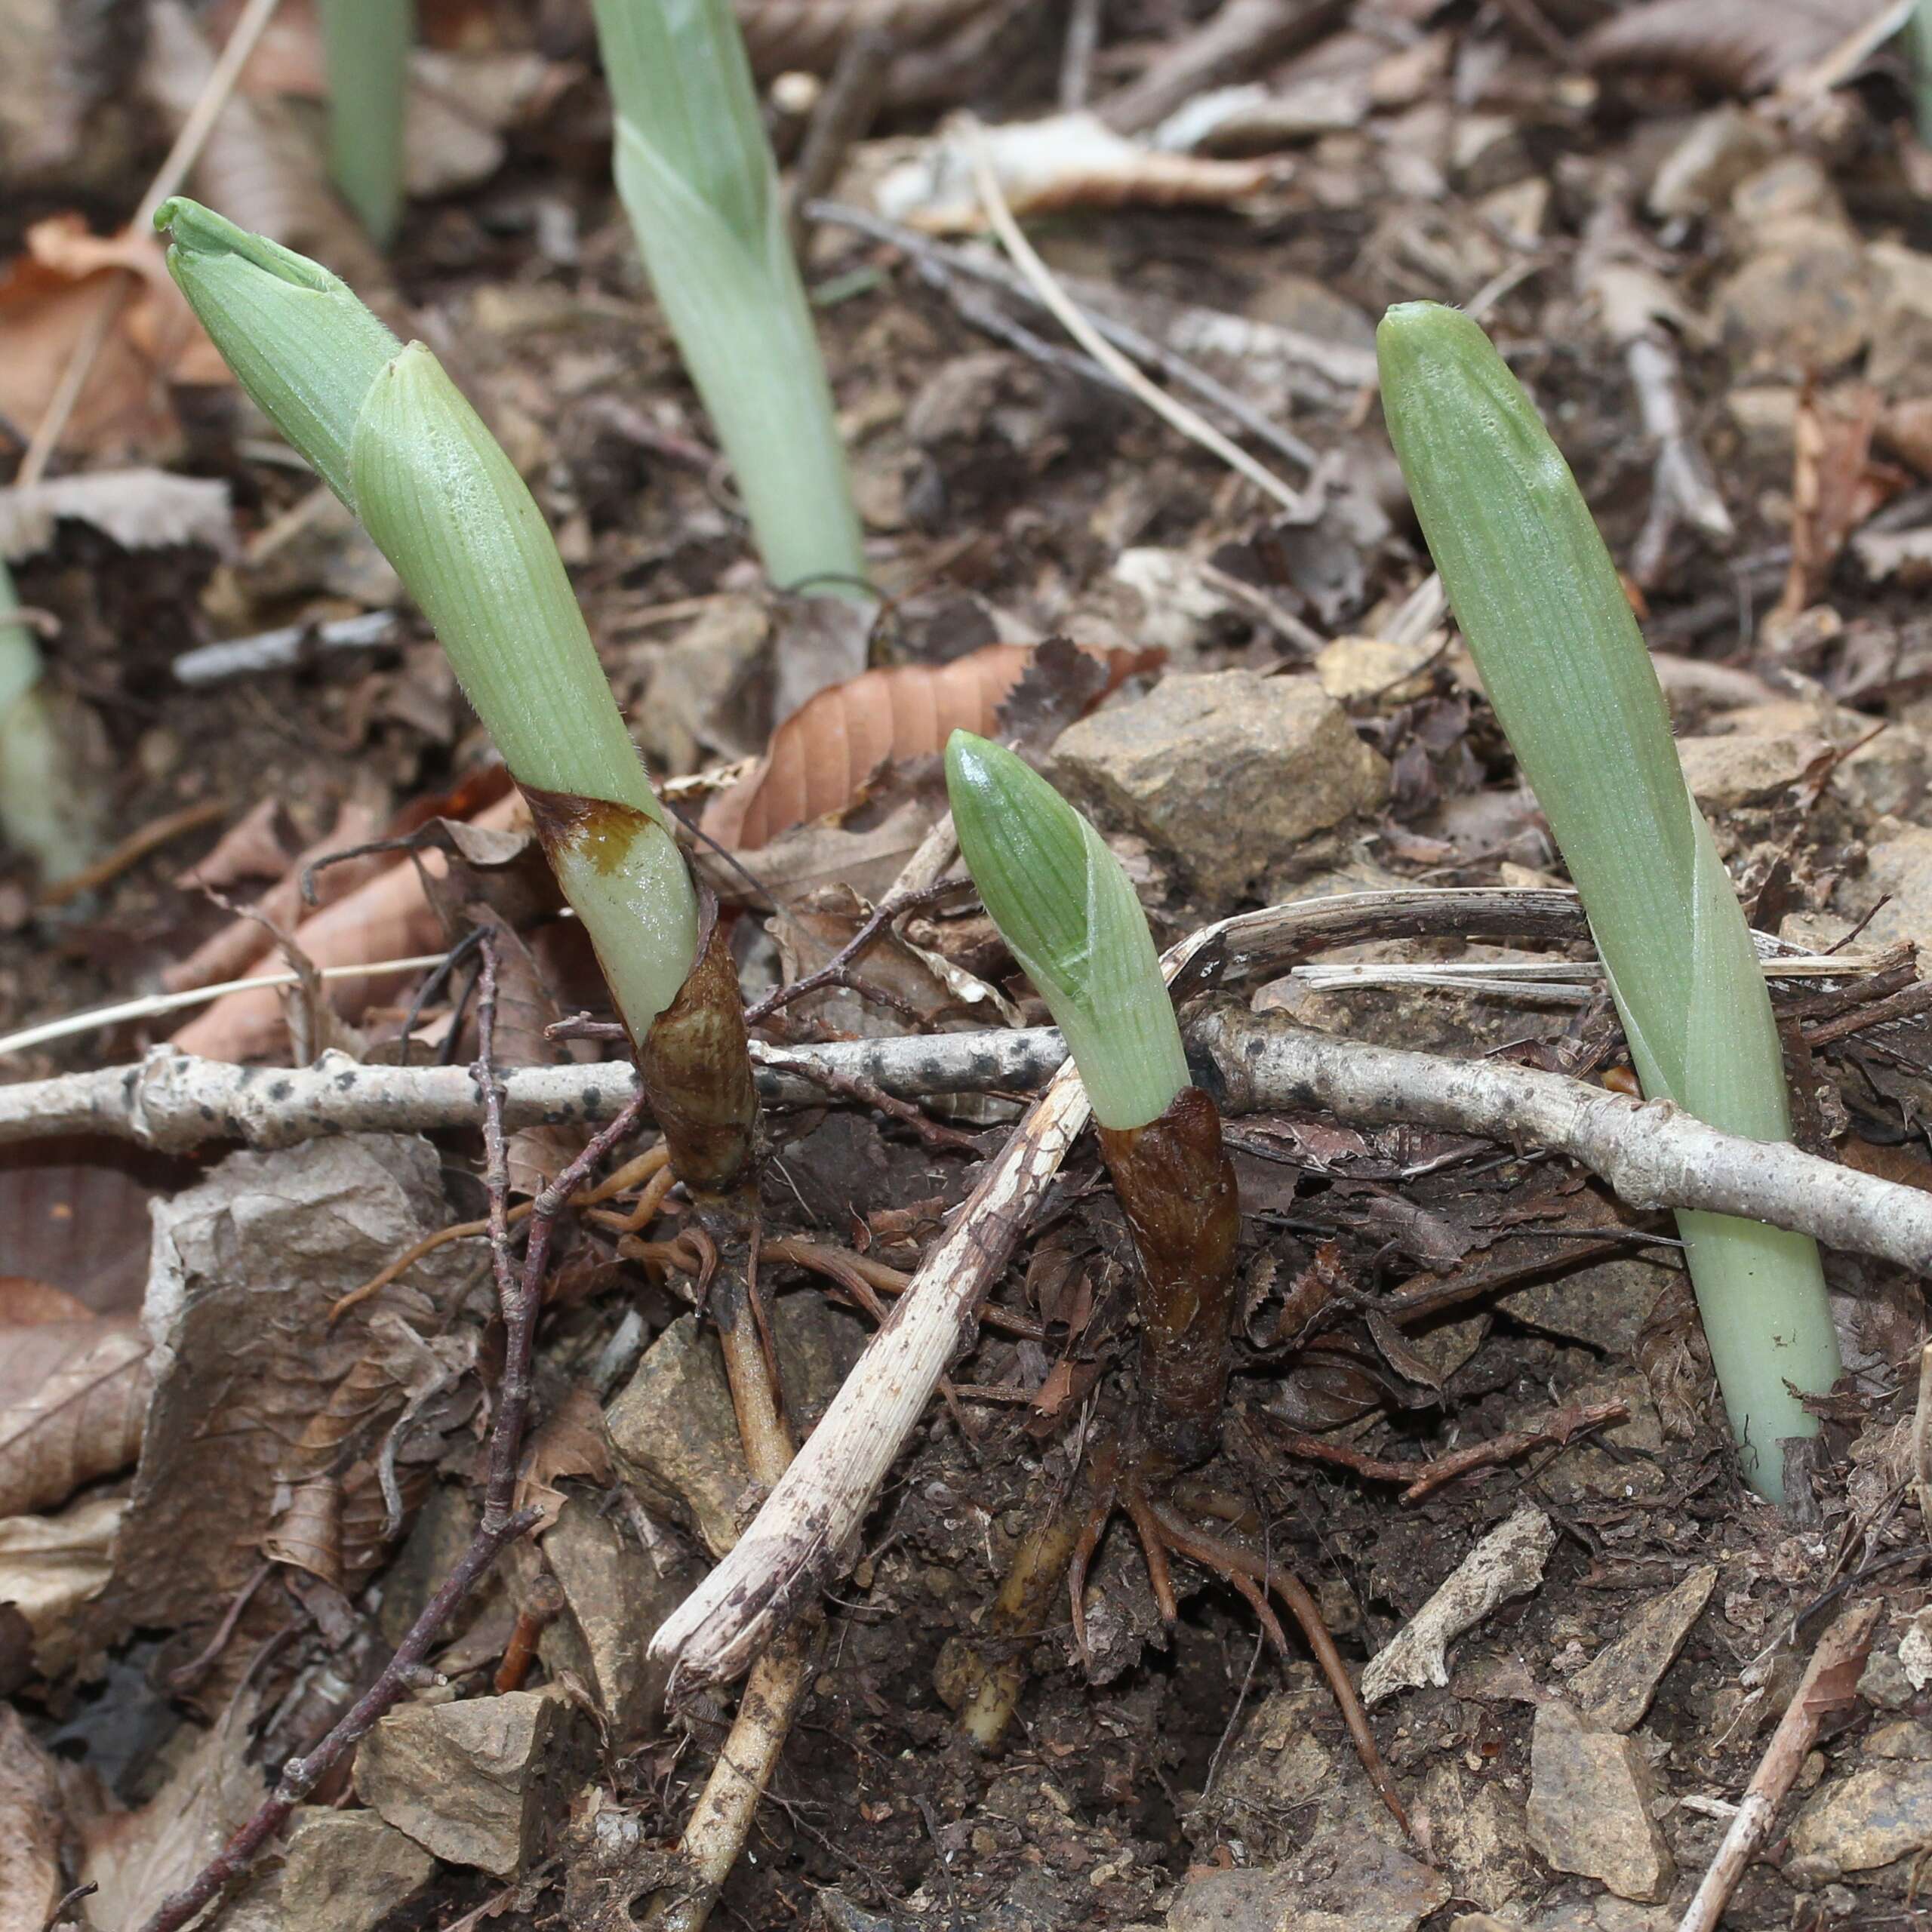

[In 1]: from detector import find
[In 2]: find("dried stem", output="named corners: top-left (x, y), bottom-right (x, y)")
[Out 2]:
top-left (1673, 1600), bottom-right (1881, 1932)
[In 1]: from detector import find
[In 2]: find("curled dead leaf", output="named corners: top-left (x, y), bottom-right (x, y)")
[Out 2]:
top-left (0, 1706), bottom-right (66, 1930)
top-left (701, 641), bottom-right (1158, 849)
top-left (0, 1279), bottom-right (151, 1519)
top-left (0, 217), bottom-right (228, 459)
top-left (171, 790), bottom-right (530, 1063)
top-left (876, 111), bottom-right (1277, 234)
top-left (1580, 0), bottom-right (1887, 95)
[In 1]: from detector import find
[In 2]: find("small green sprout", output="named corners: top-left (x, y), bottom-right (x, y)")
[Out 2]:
top-left (588, 0), bottom-right (867, 595)
top-left (945, 731), bottom-right (1189, 1132)
top-left (1377, 300), bottom-right (1840, 1503)
top-left (155, 198), bottom-right (697, 1040)
top-left (0, 560), bottom-right (100, 884)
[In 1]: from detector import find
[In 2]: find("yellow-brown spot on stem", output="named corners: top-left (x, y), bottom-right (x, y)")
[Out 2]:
top-left (520, 782), bottom-right (659, 875)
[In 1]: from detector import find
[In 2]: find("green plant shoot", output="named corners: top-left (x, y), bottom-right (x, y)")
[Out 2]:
top-left (946, 731), bottom-right (1188, 1131)
top-left (588, 0), bottom-right (867, 595)
top-left (1377, 300), bottom-right (1839, 1503)
top-left (0, 559), bottom-right (100, 884)
top-left (155, 198), bottom-right (697, 1039)
top-left (318, 0), bottom-right (412, 246)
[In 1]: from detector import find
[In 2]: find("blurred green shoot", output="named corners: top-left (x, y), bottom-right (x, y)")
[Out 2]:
top-left (318, 0), bottom-right (412, 247)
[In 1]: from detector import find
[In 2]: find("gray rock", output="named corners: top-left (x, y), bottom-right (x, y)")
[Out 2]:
top-left (538, 1493), bottom-right (705, 1743)
top-left (354, 1689), bottom-right (591, 1875)
top-left (1051, 671), bottom-right (1389, 897)
top-left (1868, 243), bottom-right (1932, 395)
top-left (1526, 1700), bottom-right (1675, 1903)
top-left (1571, 1566), bottom-right (1718, 1733)
top-left (1706, 698), bottom-right (1927, 820)
top-left (1315, 636), bottom-right (1438, 706)
top-left (1790, 1761), bottom-right (1932, 1875)
top-left (1420, 1761), bottom-right (1536, 1912)
top-left (1715, 218), bottom-right (1872, 377)
top-left (606, 1295), bottom-right (863, 1560)
top-left (1840, 820), bottom-right (1932, 957)
top-left (1496, 1256), bottom-right (1676, 1357)
top-left (281, 1809), bottom-right (436, 1932)
top-left (1165, 1838), bottom-right (1447, 1932)
top-left (1675, 731), bottom-right (1825, 810)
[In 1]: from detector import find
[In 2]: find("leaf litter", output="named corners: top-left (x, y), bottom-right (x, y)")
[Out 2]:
top-left (17, 4), bottom-right (1932, 1930)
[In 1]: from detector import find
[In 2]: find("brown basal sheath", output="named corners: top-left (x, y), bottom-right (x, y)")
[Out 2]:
top-left (637, 903), bottom-right (761, 1209)
top-left (1097, 1084), bottom-right (1240, 1471)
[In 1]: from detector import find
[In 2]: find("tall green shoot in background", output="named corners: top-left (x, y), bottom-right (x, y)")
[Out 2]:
top-left (587, 0), bottom-right (868, 595)
top-left (318, 0), bottom-right (413, 247)
top-left (1377, 302), bottom-right (1840, 1504)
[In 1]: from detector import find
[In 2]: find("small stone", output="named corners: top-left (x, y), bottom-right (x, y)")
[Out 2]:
top-left (1841, 820), bottom-right (1932, 957)
top-left (281, 1809), bottom-right (436, 1932)
top-left (1789, 1761), bottom-right (1932, 1874)
top-left (1725, 384), bottom-right (1799, 463)
top-left (1165, 1840), bottom-right (1448, 1932)
top-left (1715, 218), bottom-right (1872, 377)
top-left (1867, 243), bottom-right (1932, 395)
top-left (538, 1493), bottom-right (705, 1743)
top-left (1420, 1761), bottom-right (1536, 1912)
top-left (1109, 549), bottom-right (1246, 663)
top-left (1647, 105), bottom-right (1780, 222)
top-left (1051, 672), bottom-right (1389, 898)
top-left (1315, 636), bottom-right (1438, 706)
top-left (605, 1296), bottom-right (862, 1558)
top-left (1859, 1638), bottom-right (1916, 1712)
top-left (1674, 731), bottom-right (1826, 809)
top-left (1900, 1606), bottom-right (1932, 1689)
top-left (1497, 1256), bottom-right (1675, 1357)
top-left (1863, 1719), bottom-right (1932, 1761)
top-left (1571, 1566), bottom-right (1718, 1733)
top-left (1730, 156), bottom-right (1850, 232)
top-left (1526, 1700), bottom-right (1675, 1903)
top-left (354, 1690), bottom-right (592, 1876)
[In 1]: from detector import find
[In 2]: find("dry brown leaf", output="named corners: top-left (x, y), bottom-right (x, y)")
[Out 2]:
top-left (171, 790), bottom-right (528, 1062)
top-left (1780, 384), bottom-right (1909, 620)
top-left (1580, 0), bottom-right (1887, 94)
top-left (520, 1383), bottom-right (612, 1534)
top-left (0, 469), bottom-right (234, 563)
top-left (0, 1278), bottom-right (150, 1518)
top-left (735, 0), bottom-right (997, 72)
top-left (0, 217), bottom-right (228, 459)
top-left (0, 1494), bottom-right (124, 1676)
top-left (701, 641), bottom-right (1154, 849)
top-left (876, 111), bottom-right (1277, 233)
top-left (0, 1706), bottom-right (66, 1932)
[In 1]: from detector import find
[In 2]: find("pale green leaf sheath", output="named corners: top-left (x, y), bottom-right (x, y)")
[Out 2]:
top-left (156, 198), bottom-right (697, 1041)
top-left (946, 732), bottom-right (1188, 1131)
top-left (1378, 302), bottom-right (1839, 1501)
top-left (590, 0), bottom-right (866, 594)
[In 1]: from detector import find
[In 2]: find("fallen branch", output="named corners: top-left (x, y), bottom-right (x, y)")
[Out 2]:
top-left (1672, 1599), bottom-right (1881, 1932)
top-left (1192, 1004), bottom-right (1932, 1272)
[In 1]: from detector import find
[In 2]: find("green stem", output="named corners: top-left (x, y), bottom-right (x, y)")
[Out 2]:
top-left (0, 561), bottom-right (98, 885)
top-left (1377, 303), bottom-right (1839, 1503)
top-left (318, 0), bottom-right (412, 247)
top-left (589, 0), bottom-right (867, 595)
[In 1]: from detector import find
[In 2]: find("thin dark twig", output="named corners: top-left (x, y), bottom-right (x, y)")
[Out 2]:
top-left (746, 881), bottom-right (967, 1026)
top-left (779, 1052), bottom-right (983, 1154)
top-left (139, 943), bottom-right (648, 1932)
top-left (39, 1882), bottom-right (97, 1932)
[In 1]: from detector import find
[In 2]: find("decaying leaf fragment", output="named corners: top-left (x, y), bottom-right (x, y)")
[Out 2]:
top-left (875, 111), bottom-right (1277, 234)
top-left (86, 1134), bottom-right (478, 1697)
top-left (0, 1278), bottom-right (151, 1518)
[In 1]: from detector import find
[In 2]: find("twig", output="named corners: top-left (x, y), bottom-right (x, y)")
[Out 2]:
top-left (1097, 0), bottom-right (1334, 133)
top-left (1915, 1342), bottom-right (1932, 1530)
top-left (172, 610), bottom-right (399, 687)
top-left (19, 0), bottom-right (288, 485)
top-left (1060, 0), bottom-right (1105, 109)
top-left (808, 200), bottom-right (1321, 475)
top-left (777, 1052), bottom-right (983, 1153)
top-left (961, 126), bottom-right (1310, 516)
top-left (1625, 331), bottom-right (1736, 589)
top-left (1672, 1599), bottom-right (1881, 1932)
top-left (1264, 1398), bottom-right (1630, 1502)
top-left (1804, 975), bottom-right (1932, 1048)
top-left (0, 951), bottom-right (449, 1058)
top-left (34, 798), bottom-right (227, 909)
top-left (786, 28), bottom-right (891, 252)
top-left (138, 980), bottom-right (648, 1932)
top-left (746, 881), bottom-right (964, 1026)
